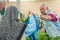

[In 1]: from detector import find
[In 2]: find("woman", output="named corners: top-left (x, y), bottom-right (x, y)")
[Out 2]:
top-left (25, 11), bottom-right (39, 40)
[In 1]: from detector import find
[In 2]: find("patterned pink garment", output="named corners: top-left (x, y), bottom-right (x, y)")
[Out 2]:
top-left (48, 13), bottom-right (57, 22)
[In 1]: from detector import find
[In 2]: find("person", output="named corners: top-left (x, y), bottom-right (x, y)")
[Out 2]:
top-left (1, 1), bottom-right (5, 15)
top-left (0, 0), bottom-right (5, 21)
top-left (40, 3), bottom-right (60, 37)
top-left (25, 11), bottom-right (39, 40)
top-left (0, 6), bottom-right (27, 40)
top-left (0, 2), bottom-right (3, 21)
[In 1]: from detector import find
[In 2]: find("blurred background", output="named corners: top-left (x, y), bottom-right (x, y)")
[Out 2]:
top-left (5, 0), bottom-right (60, 18)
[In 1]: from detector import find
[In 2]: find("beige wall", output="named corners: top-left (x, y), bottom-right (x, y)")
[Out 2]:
top-left (5, 0), bottom-right (60, 18)
top-left (5, 2), bottom-right (17, 8)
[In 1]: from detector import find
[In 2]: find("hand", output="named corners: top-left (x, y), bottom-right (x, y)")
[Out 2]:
top-left (17, 18), bottom-right (20, 22)
top-left (40, 15), bottom-right (52, 20)
top-left (40, 15), bottom-right (43, 19)
top-left (28, 11), bottom-right (34, 15)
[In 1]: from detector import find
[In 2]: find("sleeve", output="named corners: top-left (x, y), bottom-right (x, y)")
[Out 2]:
top-left (48, 13), bottom-right (57, 22)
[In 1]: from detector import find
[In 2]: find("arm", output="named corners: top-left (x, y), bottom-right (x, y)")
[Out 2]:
top-left (40, 14), bottom-right (57, 22)
top-left (40, 15), bottom-right (51, 20)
